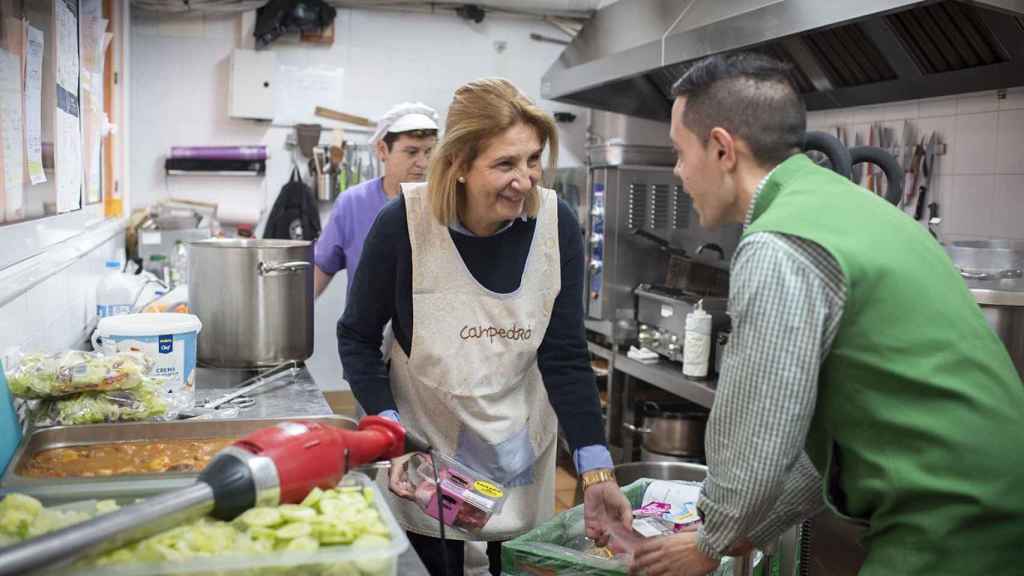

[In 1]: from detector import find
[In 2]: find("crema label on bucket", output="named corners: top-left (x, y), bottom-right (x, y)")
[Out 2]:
top-left (94, 314), bottom-right (202, 414)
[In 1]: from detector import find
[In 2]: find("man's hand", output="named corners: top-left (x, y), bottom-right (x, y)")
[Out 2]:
top-left (583, 479), bottom-right (632, 546)
top-left (631, 531), bottom-right (720, 576)
top-left (388, 453), bottom-right (417, 500)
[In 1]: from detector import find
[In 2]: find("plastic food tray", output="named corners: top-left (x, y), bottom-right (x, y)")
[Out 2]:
top-left (33, 472), bottom-right (409, 576)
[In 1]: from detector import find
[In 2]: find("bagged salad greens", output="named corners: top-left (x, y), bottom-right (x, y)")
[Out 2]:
top-left (3, 350), bottom-right (192, 425)
top-left (5, 351), bottom-right (153, 399)
top-left (0, 484), bottom-right (397, 576)
top-left (33, 380), bottom-right (169, 426)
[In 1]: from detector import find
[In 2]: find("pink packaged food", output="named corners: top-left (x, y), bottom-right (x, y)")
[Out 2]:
top-left (407, 452), bottom-right (508, 535)
top-left (634, 501), bottom-right (672, 518)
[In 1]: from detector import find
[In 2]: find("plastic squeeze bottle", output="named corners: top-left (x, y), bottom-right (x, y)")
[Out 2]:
top-left (683, 299), bottom-right (712, 379)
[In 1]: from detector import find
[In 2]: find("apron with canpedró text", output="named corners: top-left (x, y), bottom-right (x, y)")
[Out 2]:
top-left (379, 182), bottom-right (561, 541)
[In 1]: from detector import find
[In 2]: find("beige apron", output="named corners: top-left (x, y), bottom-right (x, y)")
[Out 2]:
top-left (380, 182), bottom-right (561, 542)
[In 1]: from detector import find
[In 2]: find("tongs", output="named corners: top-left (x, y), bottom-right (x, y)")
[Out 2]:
top-left (178, 361), bottom-right (301, 419)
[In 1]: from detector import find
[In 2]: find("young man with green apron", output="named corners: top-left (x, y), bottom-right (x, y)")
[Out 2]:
top-left (632, 53), bottom-right (1024, 576)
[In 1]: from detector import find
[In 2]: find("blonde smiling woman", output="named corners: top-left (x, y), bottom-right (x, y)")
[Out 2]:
top-left (339, 78), bottom-right (631, 575)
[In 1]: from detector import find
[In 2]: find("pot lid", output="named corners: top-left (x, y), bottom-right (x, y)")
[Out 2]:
top-left (190, 239), bottom-right (311, 249)
top-left (96, 313), bottom-right (202, 336)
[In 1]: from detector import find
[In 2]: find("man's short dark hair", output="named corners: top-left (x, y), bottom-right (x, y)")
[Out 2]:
top-left (671, 52), bottom-right (805, 167)
top-left (382, 129), bottom-right (438, 151)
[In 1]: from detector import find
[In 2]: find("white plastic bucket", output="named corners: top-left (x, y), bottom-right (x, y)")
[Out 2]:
top-left (92, 313), bottom-right (202, 400)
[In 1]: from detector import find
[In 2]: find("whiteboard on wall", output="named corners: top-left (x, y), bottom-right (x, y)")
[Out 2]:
top-left (273, 65), bottom-right (344, 125)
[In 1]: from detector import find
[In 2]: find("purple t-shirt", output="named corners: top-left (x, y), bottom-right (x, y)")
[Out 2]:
top-left (315, 177), bottom-right (389, 282)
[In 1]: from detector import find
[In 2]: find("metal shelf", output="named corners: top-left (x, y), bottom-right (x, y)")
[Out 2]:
top-left (584, 318), bottom-right (613, 338)
top-left (613, 353), bottom-right (717, 409)
top-left (587, 341), bottom-right (614, 361)
top-left (165, 170), bottom-right (264, 177)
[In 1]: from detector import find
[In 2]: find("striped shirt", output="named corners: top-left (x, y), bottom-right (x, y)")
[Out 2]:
top-left (696, 173), bottom-right (848, 559)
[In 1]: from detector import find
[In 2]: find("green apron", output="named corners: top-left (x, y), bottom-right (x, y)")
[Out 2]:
top-left (745, 154), bottom-right (1024, 575)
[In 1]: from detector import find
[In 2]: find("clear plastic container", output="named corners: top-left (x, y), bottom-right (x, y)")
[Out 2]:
top-left (36, 472), bottom-right (409, 576)
top-left (406, 452), bottom-right (508, 536)
top-left (168, 242), bottom-right (189, 290)
top-left (96, 261), bottom-right (139, 319)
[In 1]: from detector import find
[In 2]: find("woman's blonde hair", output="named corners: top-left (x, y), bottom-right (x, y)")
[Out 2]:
top-left (428, 78), bottom-right (559, 226)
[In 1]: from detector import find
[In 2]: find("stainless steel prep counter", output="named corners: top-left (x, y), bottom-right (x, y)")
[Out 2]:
top-left (192, 365), bottom-right (333, 418)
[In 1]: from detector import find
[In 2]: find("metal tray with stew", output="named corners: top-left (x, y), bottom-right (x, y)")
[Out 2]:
top-left (0, 415), bottom-right (356, 504)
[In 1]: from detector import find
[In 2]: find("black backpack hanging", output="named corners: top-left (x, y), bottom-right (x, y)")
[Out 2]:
top-left (264, 167), bottom-right (321, 241)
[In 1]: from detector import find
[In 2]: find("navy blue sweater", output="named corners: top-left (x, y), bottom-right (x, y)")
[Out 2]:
top-left (337, 195), bottom-right (605, 452)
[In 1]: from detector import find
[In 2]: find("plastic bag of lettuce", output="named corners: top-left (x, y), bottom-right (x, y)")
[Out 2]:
top-left (33, 383), bottom-right (169, 426)
top-left (6, 351), bottom-right (153, 399)
top-left (4, 350), bottom-right (182, 425)
top-left (0, 473), bottom-right (407, 576)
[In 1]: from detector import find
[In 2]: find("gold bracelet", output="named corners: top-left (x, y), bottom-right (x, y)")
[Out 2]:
top-left (581, 468), bottom-right (616, 490)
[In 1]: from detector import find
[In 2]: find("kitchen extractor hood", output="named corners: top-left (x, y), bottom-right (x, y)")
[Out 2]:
top-left (542, 0), bottom-right (1024, 121)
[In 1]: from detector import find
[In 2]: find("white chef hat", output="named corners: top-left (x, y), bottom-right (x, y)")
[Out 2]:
top-left (370, 102), bottom-right (440, 146)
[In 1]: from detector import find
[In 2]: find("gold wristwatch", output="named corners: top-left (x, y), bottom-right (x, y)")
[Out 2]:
top-left (581, 468), bottom-right (616, 490)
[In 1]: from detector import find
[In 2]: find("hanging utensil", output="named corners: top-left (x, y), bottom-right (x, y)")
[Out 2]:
top-left (902, 137), bottom-right (924, 209)
top-left (312, 148), bottom-right (324, 176)
top-left (352, 153), bottom-right (363, 186)
top-left (329, 145), bottom-right (343, 172)
top-left (900, 120), bottom-right (916, 208)
top-left (914, 133), bottom-right (939, 221)
top-left (927, 202), bottom-right (942, 239)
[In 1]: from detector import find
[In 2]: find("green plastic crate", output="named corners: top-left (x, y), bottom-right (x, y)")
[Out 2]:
top-left (502, 478), bottom-right (758, 576)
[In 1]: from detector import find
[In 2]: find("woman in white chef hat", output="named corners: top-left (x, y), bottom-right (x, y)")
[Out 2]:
top-left (339, 79), bottom-right (631, 575)
top-left (314, 102), bottom-right (439, 299)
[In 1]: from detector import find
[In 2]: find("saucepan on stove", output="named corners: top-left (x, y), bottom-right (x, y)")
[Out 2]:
top-left (623, 401), bottom-right (707, 459)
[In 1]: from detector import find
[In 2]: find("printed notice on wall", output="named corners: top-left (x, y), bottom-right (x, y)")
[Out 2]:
top-left (80, 0), bottom-right (106, 204)
top-left (25, 25), bottom-right (46, 185)
top-left (56, 0), bottom-right (79, 97)
top-left (56, 93), bottom-right (82, 214)
top-left (0, 46), bottom-right (25, 221)
top-left (55, 0), bottom-right (82, 214)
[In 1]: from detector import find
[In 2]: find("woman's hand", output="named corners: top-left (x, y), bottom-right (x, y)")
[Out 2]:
top-left (388, 453), bottom-right (417, 500)
top-left (630, 531), bottom-right (720, 576)
top-left (583, 479), bottom-right (633, 546)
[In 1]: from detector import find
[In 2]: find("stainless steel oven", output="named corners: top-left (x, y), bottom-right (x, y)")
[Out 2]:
top-left (584, 145), bottom-right (740, 342)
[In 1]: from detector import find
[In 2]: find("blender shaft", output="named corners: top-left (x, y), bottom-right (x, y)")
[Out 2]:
top-left (0, 482), bottom-right (215, 576)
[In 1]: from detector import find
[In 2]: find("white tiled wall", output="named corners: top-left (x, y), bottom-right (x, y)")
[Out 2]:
top-left (0, 234), bottom-right (123, 361)
top-left (806, 86), bottom-right (1024, 241)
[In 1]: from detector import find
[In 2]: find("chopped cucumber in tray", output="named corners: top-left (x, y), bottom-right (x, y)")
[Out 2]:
top-left (0, 485), bottom-right (396, 576)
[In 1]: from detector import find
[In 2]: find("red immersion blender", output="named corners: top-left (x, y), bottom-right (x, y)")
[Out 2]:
top-left (0, 416), bottom-right (430, 576)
